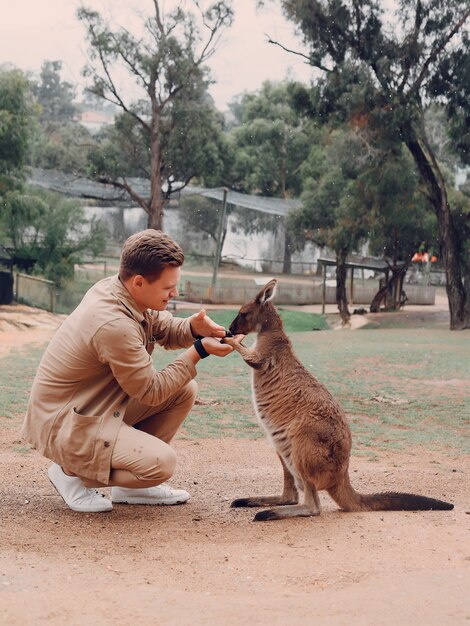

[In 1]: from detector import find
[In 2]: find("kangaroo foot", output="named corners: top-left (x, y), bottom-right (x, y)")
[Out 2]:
top-left (253, 504), bottom-right (321, 521)
top-left (231, 495), bottom-right (298, 508)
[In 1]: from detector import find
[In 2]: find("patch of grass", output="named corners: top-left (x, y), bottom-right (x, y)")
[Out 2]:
top-left (176, 308), bottom-right (329, 332)
top-left (1, 324), bottom-right (469, 457)
top-left (0, 347), bottom-right (44, 420)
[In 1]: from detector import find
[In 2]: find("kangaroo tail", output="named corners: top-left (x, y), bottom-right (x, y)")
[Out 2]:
top-left (328, 475), bottom-right (453, 512)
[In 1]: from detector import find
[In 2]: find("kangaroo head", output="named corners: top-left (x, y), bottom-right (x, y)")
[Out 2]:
top-left (229, 279), bottom-right (278, 335)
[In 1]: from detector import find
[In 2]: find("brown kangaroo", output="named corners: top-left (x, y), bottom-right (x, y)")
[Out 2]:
top-left (223, 279), bottom-right (454, 521)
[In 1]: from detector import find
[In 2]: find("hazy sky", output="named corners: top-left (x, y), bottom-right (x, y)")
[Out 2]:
top-left (0, 0), bottom-right (314, 109)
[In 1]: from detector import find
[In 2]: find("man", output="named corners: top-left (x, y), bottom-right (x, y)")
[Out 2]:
top-left (22, 229), bottom-right (238, 513)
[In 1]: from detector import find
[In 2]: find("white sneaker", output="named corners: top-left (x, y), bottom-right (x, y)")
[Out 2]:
top-left (48, 463), bottom-right (113, 513)
top-left (111, 484), bottom-right (190, 505)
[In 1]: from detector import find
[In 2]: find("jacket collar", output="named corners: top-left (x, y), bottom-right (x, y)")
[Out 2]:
top-left (110, 274), bottom-right (148, 324)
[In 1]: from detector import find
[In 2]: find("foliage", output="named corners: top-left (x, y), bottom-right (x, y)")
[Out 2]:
top-left (0, 68), bottom-right (35, 196)
top-left (31, 60), bottom-right (77, 124)
top-left (176, 194), bottom-right (232, 257)
top-left (227, 80), bottom-right (311, 271)
top-left (77, 0), bottom-right (233, 229)
top-left (275, 0), bottom-right (470, 328)
top-left (28, 61), bottom-right (94, 174)
top-left (229, 80), bottom-right (310, 197)
top-left (1, 187), bottom-right (106, 285)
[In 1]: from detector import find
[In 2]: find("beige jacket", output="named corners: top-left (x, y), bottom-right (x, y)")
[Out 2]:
top-left (22, 275), bottom-right (196, 484)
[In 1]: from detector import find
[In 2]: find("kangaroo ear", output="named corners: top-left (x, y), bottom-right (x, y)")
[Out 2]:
top-left (256, 279), bottom-right (277, 305)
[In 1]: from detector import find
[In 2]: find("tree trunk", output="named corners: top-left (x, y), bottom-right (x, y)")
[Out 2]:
top-left (405, 124), bottom-right (468, 329)
top-left (147, 200), bottom-right (165, 230)
top-left (370, 264), bottom-right (409, 313)
top-left (335, 249), bottom-right (350, 324)
top-left (148, 100), bottom-right (165, 231)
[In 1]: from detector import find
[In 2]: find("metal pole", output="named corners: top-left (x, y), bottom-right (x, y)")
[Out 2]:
top-left (211, 187), bottom-right (229, 293)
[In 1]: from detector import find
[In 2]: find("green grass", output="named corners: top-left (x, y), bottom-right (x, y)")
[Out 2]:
top-left (176, 308), bottom-right (329, 332)
top-left (2, 322), bottom-right (469, 456)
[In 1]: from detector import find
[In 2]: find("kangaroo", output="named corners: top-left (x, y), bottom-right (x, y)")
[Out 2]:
top-left (223, 279), bottom-right (454, 521)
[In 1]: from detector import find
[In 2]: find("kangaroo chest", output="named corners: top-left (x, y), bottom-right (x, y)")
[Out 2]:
top-left (250, 369), bottom-right (295, 471)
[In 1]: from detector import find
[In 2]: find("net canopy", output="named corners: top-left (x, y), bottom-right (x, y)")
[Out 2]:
top-left (29, 169), bottom-right (301, 217)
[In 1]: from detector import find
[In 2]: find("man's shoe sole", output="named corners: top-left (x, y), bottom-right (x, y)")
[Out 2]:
top-left (111, 497), bottom-right (189, 506)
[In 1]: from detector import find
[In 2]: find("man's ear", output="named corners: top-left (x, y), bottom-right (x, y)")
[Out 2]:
top-left (131, 274), bottom-right (145, 289)
top-left (255, 279), bottom-right (277, 305)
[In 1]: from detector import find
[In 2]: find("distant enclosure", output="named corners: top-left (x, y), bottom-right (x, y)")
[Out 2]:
top-left (13, 265), bottom-right (435, 313)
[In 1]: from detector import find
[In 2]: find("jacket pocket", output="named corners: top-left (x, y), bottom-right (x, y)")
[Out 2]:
top-left (55, 407), bottom-right (101, 466)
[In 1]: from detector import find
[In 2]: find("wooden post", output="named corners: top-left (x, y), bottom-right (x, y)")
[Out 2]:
top-left (321, 263), bottom-right (327, 314)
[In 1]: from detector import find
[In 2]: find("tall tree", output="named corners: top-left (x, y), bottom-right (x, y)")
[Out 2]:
top-left (289, 125), bottom-right (433, 321)
top-left (273, 0), bottom-right (470, 329)
top-left (28, 60), bottom-right (93, 174)
top-left (288, 127), bottom-right (371, 322)
top-left (78, 0), bottom-right (233, 230)
top-left (32, 60), bottom-right (77, 125)
top-left (0, 68), bottom-right (34, 197)
top-left (228, 80), bottom-right (311, 272)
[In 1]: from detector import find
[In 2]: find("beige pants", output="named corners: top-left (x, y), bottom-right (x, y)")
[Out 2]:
top-left (83, 380), bottom-right (197, 488)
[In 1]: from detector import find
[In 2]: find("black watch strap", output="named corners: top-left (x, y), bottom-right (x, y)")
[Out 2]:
top-left (193, 337), bottom-right (210, 359)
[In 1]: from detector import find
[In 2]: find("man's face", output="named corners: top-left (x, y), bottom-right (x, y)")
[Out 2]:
top-left (133, 266), bottom-right (181, 311)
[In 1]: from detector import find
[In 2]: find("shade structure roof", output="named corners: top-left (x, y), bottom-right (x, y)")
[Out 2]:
top-left (317, 254), bottom-right (405, 273)
top-left (29, 169), bottom-right (300, 217)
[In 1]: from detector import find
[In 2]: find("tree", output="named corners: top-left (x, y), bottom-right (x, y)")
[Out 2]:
top-left (29, 60), bottom-right (93, 174)
top-left (273, 0), bottom-right (470, 329)
top-left (364, 149), bottom-right (438, 312)
top-left (288, 123), bottom-right (434, 321)
top-left (78, 0), bottom-right (233, 230)
top-left (228, 80), bottom-right (311, 273)
top-left (288, 127), bottom-right (370, 322)
top-left (176, 194), bottom-right (232, 258)
top-left (0, 68), bottom-right (34, 197)
top-left (32, 60), bottom-right (77, 125)
top-left (1, 187), bottom-right (106, 286)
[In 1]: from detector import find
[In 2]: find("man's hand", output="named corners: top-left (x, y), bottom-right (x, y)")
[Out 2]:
top-left (186, 335), bottom-right (246, 364)
top-left (200, 337), bottom-right (238, 357)
top-left (190, 309), bottom-right (227, 338)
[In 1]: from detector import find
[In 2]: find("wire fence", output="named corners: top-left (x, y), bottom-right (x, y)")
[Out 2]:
top-left (12, 256), bottom-right (438, 314)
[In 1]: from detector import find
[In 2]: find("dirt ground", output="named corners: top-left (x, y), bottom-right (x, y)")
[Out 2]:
top-left (1, 304), bottom-right (469, 626)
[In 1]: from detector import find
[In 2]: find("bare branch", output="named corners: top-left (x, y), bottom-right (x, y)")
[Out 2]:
top-left (96, 176), bottom-right (150, 215)
top-left (266, 35), bottom-right (324, 68)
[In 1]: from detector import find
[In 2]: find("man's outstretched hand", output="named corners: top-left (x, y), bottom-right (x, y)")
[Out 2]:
top-left (190, 309), bottom-right (227, 339)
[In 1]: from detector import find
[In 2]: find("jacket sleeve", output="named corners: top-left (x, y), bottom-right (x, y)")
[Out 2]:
top-left (91, 318), bottom-right (197, 406)
top-left (151, 310), bottom-right (195, 350)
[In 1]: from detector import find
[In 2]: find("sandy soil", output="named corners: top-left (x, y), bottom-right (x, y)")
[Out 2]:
top-left (1, 304), bottom-right (469, 626)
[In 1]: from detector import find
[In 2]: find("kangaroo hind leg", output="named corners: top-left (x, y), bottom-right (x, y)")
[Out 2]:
top-left (253, 479), bottom-right (321, 522)
top-left (231, 454), bottom-right (299, 508)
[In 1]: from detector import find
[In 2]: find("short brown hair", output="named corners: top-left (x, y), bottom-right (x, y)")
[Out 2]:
top-left (119, 229), bottom-right (184, 282)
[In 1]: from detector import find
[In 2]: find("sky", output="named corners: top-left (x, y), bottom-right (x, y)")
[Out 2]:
top-left (0, 0), bottom-right (315, 110)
